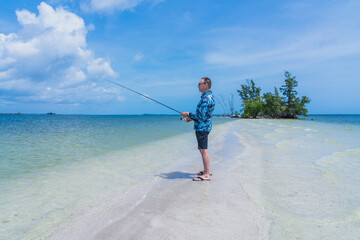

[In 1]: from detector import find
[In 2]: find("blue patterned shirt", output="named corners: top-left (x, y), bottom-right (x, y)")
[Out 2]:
top-left (189, 90), bottom-right (215, 132)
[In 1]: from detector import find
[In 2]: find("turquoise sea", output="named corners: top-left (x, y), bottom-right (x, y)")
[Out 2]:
top-left (1, 114), bottom-right (360, 239)
top-left (0, 115), bottom-right (199, 181)
top-left (0, 114), bottom-right (231, 239)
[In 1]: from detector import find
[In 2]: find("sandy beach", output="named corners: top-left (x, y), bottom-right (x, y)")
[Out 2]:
top-left (2, 116), bottom-right (359, 240)
top-left (46, 117), bottom-right (360, 240)
top-left (87, 131), bottom-right (268, 240)
top-left (47, 122), bottom-right (269, 240)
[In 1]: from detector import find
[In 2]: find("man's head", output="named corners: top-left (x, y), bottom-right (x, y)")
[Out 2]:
top-left (198, 77), bottom-right (211, 93)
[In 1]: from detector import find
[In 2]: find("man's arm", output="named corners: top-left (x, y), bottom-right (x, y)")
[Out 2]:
top-left (181, 112), bottom-right (197, 122)
top-left (188, 98), bottom-right (211, 122)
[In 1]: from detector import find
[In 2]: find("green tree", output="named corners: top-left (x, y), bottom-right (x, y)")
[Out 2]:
top-left (238, 80), bottom-right (263, 118)
top-left (241, 97), bottom-right (264, 118)
top-left (279, 71), bottom-right (311, 118)
top-left (262, 87), bottom-right (286, 118)
top-left (293, 95), bottom-right (311, 117)
top-left (237, 79), bottom-right (261, 101)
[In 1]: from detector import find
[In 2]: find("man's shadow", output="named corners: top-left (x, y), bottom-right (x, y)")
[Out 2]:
top-left (157, 171), bottom-right (196, 179)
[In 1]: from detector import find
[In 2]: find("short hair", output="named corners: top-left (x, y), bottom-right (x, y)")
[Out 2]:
top-left (202, 77), bottom-right (212, 89)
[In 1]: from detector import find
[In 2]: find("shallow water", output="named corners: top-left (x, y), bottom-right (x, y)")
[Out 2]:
top-left (1, 114), bottom-right (359, 239)
top-left (0, 114), bottom-right (231, 240)
top-left (231, 115), bottom-right (360, 239)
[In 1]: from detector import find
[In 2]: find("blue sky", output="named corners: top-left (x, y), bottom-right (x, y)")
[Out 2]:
top-left (0, 0), bottom-right (359, 114)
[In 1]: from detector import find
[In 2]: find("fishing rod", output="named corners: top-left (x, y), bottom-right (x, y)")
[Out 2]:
top-left (106, 79), bottom-right (196, 121)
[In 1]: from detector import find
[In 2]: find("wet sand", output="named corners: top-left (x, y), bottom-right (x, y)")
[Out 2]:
top-left (85, 130), bottom-right (268, 240)
top-left (47, 118), bottom-right (360, 240)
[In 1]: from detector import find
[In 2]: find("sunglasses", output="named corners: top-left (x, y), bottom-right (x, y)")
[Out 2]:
top-left (198, 82), bottom-right (206, 86)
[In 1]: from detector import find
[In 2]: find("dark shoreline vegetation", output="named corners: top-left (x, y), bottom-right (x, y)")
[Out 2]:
top-left (233, 71), bottom-right (310, 119)
top-left (0, 113), bottom-right (23, 115)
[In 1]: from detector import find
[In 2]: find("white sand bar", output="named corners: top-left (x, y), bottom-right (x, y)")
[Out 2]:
top-left (87, 127), bottom-right (268, 240)
top-left (50, 118), bottom-right (360, 240)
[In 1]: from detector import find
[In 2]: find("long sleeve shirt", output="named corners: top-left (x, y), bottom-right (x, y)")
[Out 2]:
top-left (189, 90), bottom-right (215, 132)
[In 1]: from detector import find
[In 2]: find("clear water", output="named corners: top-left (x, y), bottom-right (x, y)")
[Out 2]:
top-left (302, 114), bottom-right (360, 125)
top-left (231, 115), bottom-right (360, 239)
top-left (1, 114), bottom-right (360, 240)
top-left (0, 114), bottom-right (230, 240)
top-left (0, 115), bottom-right (197, 180)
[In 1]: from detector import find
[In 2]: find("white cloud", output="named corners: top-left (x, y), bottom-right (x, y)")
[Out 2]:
top-left (0, 2), bottom-right (121, 104)
top-left (16, 10), bottom-right (38, 25)
top-left (59, 67), bottom-right (86, 87)
top-left (91, 0), bottom-right (142, 11)
top-left (87, 23), bottom-right (95, 31)
top-left (205, 28), bottom-right (360, 67)
top-left (0, 78), bottom-right (34, 91)
top-left (134, 52), bottom-right (144, 61)
top-left (0, 68), bottom-right (15, 79)
top-left (81, 0), bottom-right (141, 12)
top-left (82, 0), bottom-right (162, 13)
top-left (87, 58), bottom-right (117, 78)
top-left (204, 1), bottom-right (360, 68)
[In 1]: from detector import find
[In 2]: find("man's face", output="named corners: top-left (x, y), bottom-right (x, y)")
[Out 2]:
top-left (198, 79), bottom-right (208, 93)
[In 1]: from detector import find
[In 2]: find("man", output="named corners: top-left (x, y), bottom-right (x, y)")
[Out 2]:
top-left (181, 77), bottom-right (215, 181)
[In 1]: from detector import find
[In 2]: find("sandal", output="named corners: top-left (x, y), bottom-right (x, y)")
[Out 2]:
top-left (193, 176), bottom-right (211, 181)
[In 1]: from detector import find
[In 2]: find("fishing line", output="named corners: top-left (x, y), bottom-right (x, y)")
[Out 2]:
top-left (106, 79), bottom-right (196, 121)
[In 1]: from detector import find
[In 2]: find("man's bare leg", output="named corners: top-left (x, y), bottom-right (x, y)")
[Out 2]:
top-left (199, 149), bottom-right (210, 178)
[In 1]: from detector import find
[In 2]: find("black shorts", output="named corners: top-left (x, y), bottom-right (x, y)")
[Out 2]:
top-left (195, 131), bottom-right (209, 149)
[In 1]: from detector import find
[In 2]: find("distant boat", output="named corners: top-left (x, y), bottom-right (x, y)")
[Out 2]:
top-left (47, 112), bottom-right (56, 115)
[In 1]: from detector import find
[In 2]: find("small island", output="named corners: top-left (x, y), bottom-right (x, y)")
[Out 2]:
top-left (218, 71), bottom-right (310, 119)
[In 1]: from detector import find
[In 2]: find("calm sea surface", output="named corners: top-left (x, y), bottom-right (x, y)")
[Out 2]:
top-left (302, 114), bottom-right (360, 125)
top-left (1, 114), bottom-right (359, 239)
top-left (0, 114), bottom-right (230, 239)
top-left (0, 115), bottom-right (197, 180)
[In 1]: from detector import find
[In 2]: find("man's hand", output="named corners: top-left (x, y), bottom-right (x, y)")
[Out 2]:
top-left (181, 112), bottom-right (189, 118)
top-left (185, 117), bottom-right (192, 122)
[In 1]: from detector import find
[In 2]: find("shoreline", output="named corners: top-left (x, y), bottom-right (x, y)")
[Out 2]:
top-left (48, 122), bottom-right (268, 240)
top-left (3, 116), bottom-right (360, 239)
top-left (87, 129), bottom-right (267, 240)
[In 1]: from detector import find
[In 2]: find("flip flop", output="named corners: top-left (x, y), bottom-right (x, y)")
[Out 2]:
top-left (193, 176), bottom-right (211, 181)
top-left (197, 171), bottom-right (213, 176)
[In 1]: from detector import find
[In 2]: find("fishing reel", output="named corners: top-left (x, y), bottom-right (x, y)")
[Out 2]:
top-left (180, 117), bottom-right (187, 122)
top-left (180, 117), bottom-right (195, 122)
